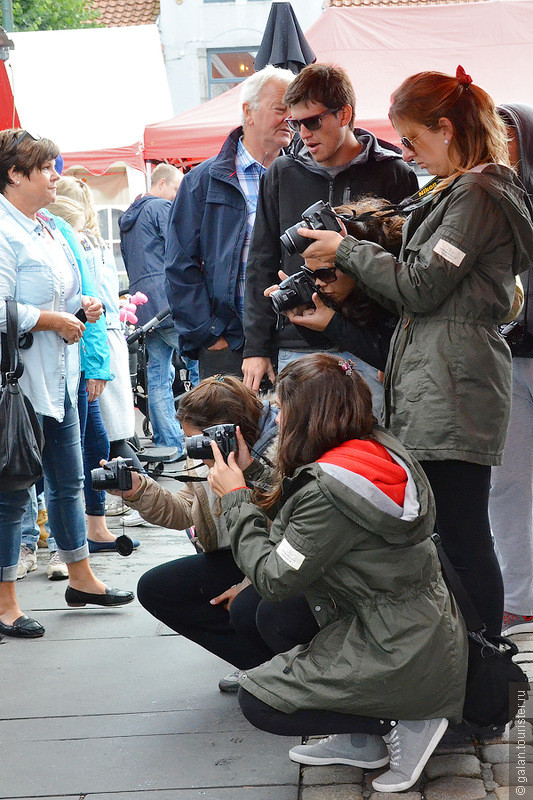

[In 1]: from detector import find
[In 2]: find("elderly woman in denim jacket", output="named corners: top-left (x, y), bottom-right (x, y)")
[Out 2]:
top-left (0, 129), bottom-right (134, 639)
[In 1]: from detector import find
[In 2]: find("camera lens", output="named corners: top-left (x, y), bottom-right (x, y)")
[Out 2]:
top-left (280, 222), bottom-right (312, 256)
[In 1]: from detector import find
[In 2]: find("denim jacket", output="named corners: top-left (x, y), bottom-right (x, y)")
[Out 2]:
top-left (0, 194), bottom-right (81, 421)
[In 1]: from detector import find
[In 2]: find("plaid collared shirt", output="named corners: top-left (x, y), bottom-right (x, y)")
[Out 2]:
top-left (234, 137), bottom-right (267, 317)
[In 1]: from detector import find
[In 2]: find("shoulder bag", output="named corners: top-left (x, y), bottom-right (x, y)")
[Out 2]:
top-left (0, 299), bottom-right (44, 491)
top-left (432, 533), bottom-right (530, 728)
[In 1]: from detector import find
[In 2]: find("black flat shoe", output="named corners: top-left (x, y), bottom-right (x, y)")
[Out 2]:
top-left (65, 586), bottom-right (134, 608)
top-left (0, 614), bottom-right (45, 638)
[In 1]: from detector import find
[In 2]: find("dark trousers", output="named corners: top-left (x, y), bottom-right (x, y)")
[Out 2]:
top-left (420, 459), bottom-right (504, 636)
top-left (198, 347), bottom-right (244, 381)
top-left (238, 689), bottom-right (393, 738)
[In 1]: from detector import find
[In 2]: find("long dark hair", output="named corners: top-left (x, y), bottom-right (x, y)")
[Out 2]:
top-left (259, 354), bottom-right (376, 508)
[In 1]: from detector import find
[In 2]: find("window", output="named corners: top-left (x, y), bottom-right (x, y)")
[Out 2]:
top-left (97, 205), bottom-right (129, 291)
top-left (207, 48), bottom-right (258, 99)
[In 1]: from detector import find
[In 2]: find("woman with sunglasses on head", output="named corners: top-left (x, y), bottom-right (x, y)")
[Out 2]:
top-left (208, 353), bottom-right (467, 793)
top-left (0, 129), bottom-right (134, 638)
top-left (297, 67), bottom-right (533, 639)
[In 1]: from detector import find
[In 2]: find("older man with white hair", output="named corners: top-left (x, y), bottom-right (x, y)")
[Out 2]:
top-left (164, 65), bottom-right (295, 379)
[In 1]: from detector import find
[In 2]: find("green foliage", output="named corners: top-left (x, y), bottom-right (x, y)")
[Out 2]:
top-left (9, 0), bottom-right (102, 31)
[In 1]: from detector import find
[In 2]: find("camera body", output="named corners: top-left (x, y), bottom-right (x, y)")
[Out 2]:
top-left (270, 270), bottom-right (316, 314)
top-left (185, 424), bottom-right (238, 463)
top-left (91, 458), bottom-right (133, 491)
top-left (280, 200), bottom-right (343, 256)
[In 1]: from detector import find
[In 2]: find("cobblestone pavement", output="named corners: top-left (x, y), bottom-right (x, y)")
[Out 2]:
top-left (299, 634), bottom-right (533, 800)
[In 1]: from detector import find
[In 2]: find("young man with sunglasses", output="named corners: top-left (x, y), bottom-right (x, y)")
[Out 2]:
top-left (241, 63), bottom-right (418, 394)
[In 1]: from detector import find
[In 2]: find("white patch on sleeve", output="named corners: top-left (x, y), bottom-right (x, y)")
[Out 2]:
top-left (433, 238), bottom-right (466, 267)
top-left (276, 538), bottom-right (306, 570)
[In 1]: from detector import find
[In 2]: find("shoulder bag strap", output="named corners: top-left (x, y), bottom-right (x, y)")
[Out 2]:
top-left (1, 299), bottom-right (23, 384)
top-left (431, 533), bottom-right (486, 634)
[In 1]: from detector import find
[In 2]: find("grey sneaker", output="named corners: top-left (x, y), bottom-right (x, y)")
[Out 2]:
top-left (290, 733), bottom-right (389, 768)
top-left (47, 551), bottom-right (69, 581)
top-left (17, 545), bottom-right (37, 579)
top-left (218, 670), bottom-right (243, 693)
top-left (372, 718), bottom-right (448, 793)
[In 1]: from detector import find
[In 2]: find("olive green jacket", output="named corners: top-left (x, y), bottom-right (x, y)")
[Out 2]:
top-left (336, 165), bottom-right (533, 464)
top-left (221, 427), bottom-right (468, 723)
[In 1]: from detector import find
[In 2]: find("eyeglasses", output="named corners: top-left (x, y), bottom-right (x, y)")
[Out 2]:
top-left (301, 265), bottom-right (338, 284)
top-left (286, 108), bottom-right (342, 134)
top-left (399, 122), bottom-right (439, 152)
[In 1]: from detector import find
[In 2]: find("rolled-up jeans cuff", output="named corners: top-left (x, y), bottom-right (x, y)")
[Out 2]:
top-left (57, 543), bottom-right (89, 564)
top-left (85, 508), bottom-right (105, 517)
top-left (0, 564), bottom-right (19, 582)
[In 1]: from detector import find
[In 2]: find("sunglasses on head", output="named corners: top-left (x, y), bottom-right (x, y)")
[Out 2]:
top-left (13, 130), bottom-right (42, 146)
top-left (286, 108), bottom-right (342, 134)
top-left (301, 265), bottom-right (338, 284)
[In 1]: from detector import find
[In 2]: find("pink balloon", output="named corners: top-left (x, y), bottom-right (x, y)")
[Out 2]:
top-left (132, 292), bottom-right (148, 305)
top-left (126, 311), bottom-right (138, 324)
top-left (125, 302), bottom-right (137, 313)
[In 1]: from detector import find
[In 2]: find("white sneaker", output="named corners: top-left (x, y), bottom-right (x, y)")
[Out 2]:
top-left (105, 496), bottom-right (129, 516)
top-left (120, 509), bottom-right (156, 527)
top-left (47, 551), bottom-right (69, 581)
top-left (17, 545), bottom-right (37, 579)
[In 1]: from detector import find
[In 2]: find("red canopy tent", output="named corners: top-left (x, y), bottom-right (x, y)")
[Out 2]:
top-left (61, 142), bottom-right (145, 176)
top-left (144, 0), bottom-right (533, 163)
top-left (0, 61), bottom-right (20, 130)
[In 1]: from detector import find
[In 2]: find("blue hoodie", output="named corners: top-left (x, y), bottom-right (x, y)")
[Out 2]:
top-left (119, 195), bottom-right (172, 327)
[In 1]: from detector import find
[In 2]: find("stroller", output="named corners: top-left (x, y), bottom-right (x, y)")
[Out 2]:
top-left (126, 307), bottom-right (193, 477)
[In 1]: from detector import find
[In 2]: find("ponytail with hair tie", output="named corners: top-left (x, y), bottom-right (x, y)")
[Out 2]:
top-left (456, 65), bottom-right (473, 86)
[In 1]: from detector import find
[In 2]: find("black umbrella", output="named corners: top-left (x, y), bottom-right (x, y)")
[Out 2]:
top-left (254, 2), bottom-right (316, 75)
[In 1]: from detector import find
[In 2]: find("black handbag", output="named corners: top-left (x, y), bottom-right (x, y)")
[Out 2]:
top-left (0, 299), bottom-right (44, 491)
top-left (432, 534), bottom-right (530, 728)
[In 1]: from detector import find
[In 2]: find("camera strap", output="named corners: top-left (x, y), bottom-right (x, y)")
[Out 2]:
top-left (336, 176), bottom-right (441, 224)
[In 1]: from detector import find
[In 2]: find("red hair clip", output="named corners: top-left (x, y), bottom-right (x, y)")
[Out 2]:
top-left (456, 65), bottom-right (473, 86)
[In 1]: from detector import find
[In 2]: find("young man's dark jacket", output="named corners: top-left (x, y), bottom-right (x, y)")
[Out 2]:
top-left (119, 195), bottom-right (173, 328)
top-left (164, 127), bottom-right (253, 359)
top-left (243, 130), bottom-right (419, 358)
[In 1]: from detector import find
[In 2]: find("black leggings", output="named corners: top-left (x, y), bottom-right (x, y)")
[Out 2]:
top-left (238, 689), bottom-right (393, 737)
top-left (420, 459), bottom-right (504, 636)
top-left (137, 550), bottom-right (319, 670)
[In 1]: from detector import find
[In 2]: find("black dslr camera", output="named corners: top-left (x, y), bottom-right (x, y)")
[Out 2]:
top-left (280, 200), bottom-right (343, 256)
top-left (91, 458), bottom-right (133, 492)
top-left (269, 270), bottom-right (316, 314)
top-left (185, 424), bottom-right (238, 463)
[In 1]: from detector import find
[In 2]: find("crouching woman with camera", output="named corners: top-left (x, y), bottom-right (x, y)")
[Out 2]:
top-left (107, 376), bottom-right (281, 672)
top-left (207, 354), bottom-right (467, 794)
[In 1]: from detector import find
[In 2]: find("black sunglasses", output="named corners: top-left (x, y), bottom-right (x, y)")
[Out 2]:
top-left (301, 265), bottom-right (338, 284)
top-left (286, 108), bottom-right (342, 134)
top-left (13, 130), bottom-right (42, 146)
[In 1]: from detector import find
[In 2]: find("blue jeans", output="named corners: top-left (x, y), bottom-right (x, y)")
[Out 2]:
top-left (146, 327), bottom-right (199, 449)
top-left (78, 377), bottom-right (110, 516)
top-left (0, 396), bottom-right (89, 581)
top-left (277, 349), bottom-right (384, 420)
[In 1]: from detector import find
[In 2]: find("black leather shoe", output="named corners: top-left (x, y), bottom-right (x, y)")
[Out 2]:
top-left (65, 586), bottom-right (134, 608)
top-left (0, 614), bottom-right (45, 638)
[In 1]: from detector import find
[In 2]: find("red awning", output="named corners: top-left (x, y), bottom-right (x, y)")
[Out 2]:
top-left (0, 61), bottom-right (20, 130)
top-left (61, 142), bottom-right (146, 175)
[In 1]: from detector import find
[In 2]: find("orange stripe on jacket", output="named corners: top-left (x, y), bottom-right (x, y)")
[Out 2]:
top-left (317, 439), bottom-right (407, 507)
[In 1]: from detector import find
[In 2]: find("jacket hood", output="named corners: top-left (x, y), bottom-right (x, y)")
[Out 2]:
top-left (291, 128), bottom-right (404, 178)
top-left (286, 427), bottom-right (432, 545)
top-left (497, 103), bottom-right (533, 196)
top-left (119, 195), bottom-right (165, 233)
top-left (458, 165), bottom-right (533, 275)
top-left (251, 400), bottom-right (278, 459)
